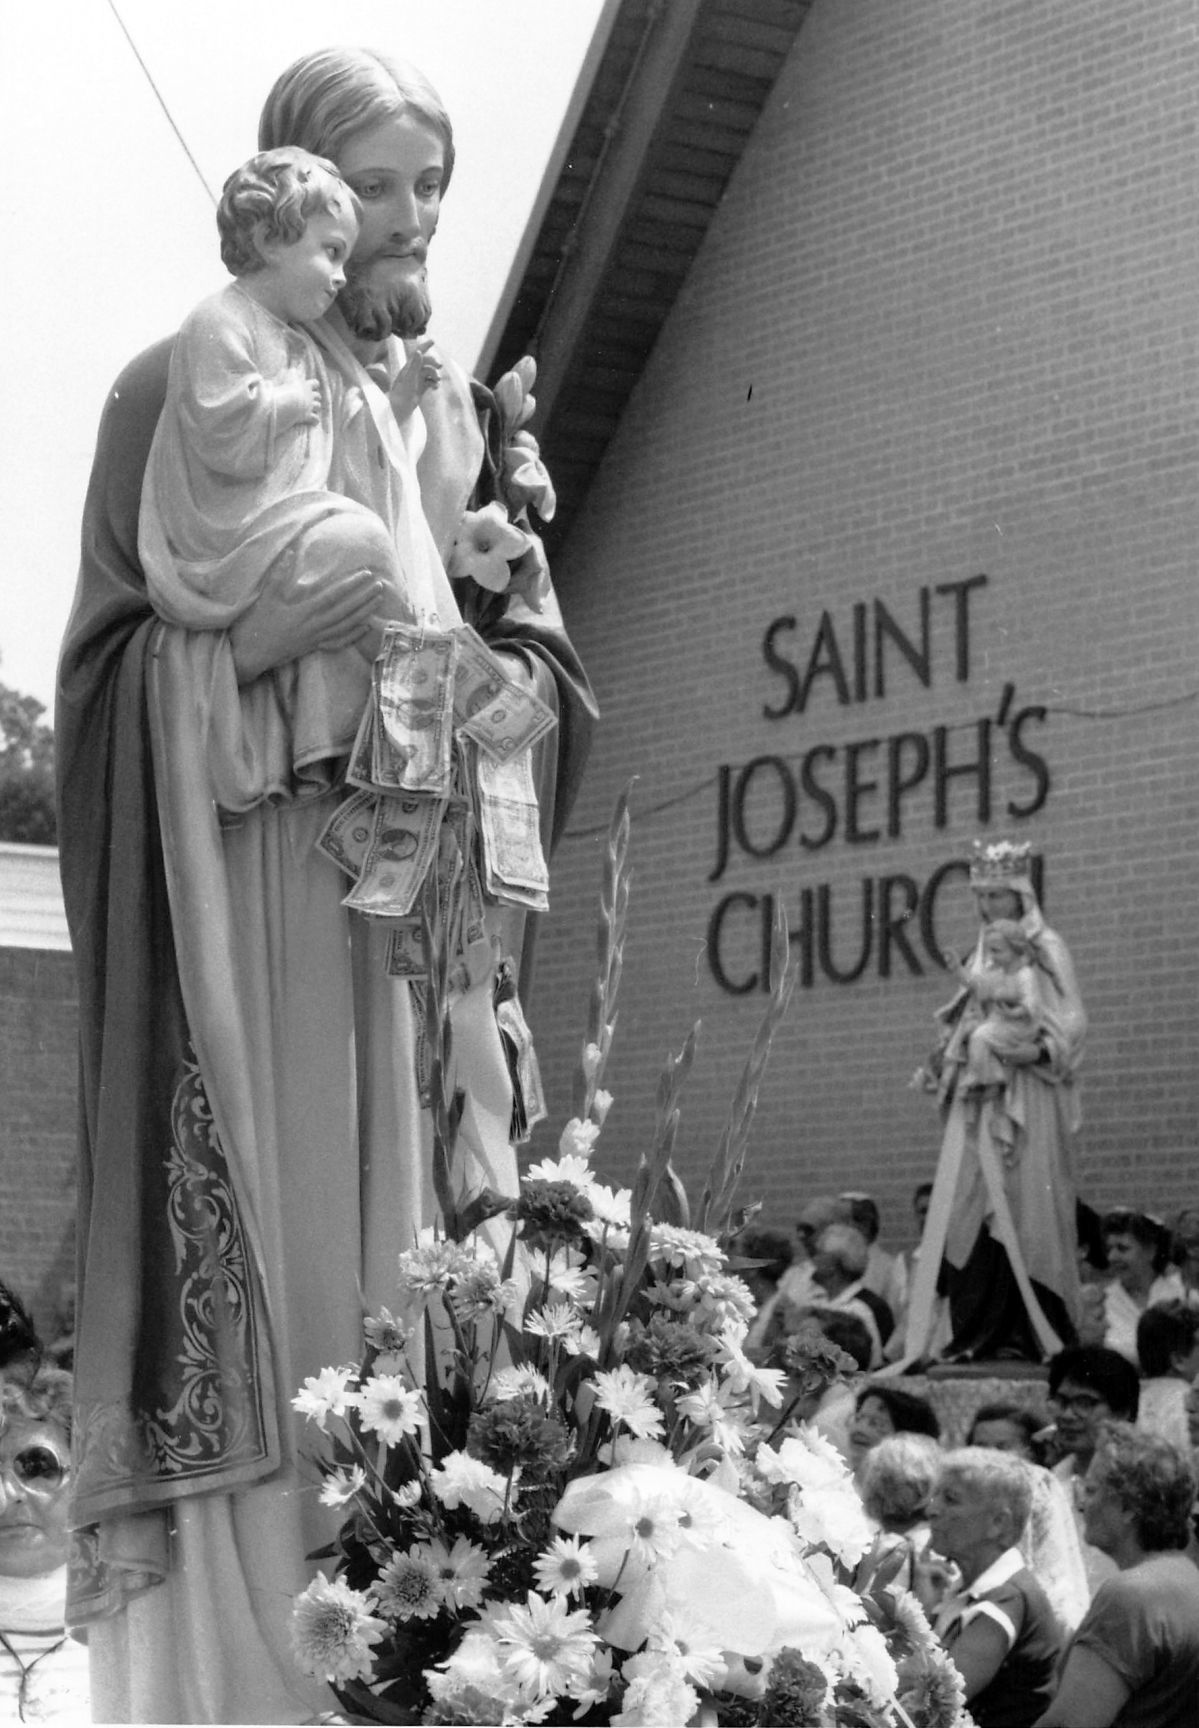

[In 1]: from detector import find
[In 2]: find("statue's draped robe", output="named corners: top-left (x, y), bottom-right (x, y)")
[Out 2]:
top-left (904, 891), bottom-right (1085, 1364)
top-left (57, 330), bottom-right (595, 1722)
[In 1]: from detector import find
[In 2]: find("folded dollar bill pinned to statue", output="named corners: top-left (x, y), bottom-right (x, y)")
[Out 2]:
top-left (316, 621), bottom-right (554, 922)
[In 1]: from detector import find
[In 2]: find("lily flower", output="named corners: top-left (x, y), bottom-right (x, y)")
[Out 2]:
top-left (447, 503), bottom-right (529, 592)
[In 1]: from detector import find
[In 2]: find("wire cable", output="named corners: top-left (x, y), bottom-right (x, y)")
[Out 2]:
top-left (561, 684), bottom-right (1199, 840)
top-left (106, 0), bottom-right (217, 206)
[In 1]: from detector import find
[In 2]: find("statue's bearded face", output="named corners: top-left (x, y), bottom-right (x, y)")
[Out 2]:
top-left (334, 111), bottom-right (445, 343)
top-left (338, 254), bottom-right (432, 343)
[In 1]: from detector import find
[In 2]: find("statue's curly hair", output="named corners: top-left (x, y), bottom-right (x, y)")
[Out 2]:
top-left (216, 146), bottom-right (359, 276)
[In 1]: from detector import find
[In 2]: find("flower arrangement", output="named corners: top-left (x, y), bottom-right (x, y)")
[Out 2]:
top-left (289, 792), bottom-right (972, 1727)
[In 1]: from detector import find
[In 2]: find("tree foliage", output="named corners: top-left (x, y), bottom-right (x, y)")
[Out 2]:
top-left (0, 671), bottom-right (57, 845)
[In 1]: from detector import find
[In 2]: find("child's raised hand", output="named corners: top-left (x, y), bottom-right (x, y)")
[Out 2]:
top-left (391, 339), bottom-right (443, 421)
top-left (302, 378), bottom-right (323, 423)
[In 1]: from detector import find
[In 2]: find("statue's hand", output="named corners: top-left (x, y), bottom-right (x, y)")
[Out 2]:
top-left (230, 552), bottom-right (384, 683)
top-left (1002, 1036), bottom-right (1044, 1067)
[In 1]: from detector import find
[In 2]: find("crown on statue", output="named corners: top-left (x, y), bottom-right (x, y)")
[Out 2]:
top-left (969, 838), bottom-right (1032, 887)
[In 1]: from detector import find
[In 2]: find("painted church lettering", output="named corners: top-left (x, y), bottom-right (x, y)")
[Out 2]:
top-left (709, 575), bottom-right (1054, 991)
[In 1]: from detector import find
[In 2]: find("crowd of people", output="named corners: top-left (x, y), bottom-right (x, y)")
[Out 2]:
top-left (733, 1191), bottom-right (1199, 1726)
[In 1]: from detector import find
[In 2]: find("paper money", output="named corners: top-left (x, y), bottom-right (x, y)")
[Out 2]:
top-left (316, 789), bottom-right (378, 880)
top-left (496, 989), bottom-right (547, 1142)
top-left (384, 919), bottom-right (426, 979)
top-left (453, 624), bottom-right (558, 762)
top-left (376, 624), bottom-right (457, 794)
top-left (474, 747), bottom-right (549, 911)
top-left (343, 792), bottom-right (446, 917)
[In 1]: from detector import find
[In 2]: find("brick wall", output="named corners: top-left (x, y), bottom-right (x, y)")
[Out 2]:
top-left (529, 0), bottom-right (1199, 1258)
top-left (0, 947), bottom-right (77, 1333)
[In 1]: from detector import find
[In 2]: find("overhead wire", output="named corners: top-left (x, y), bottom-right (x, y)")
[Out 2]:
top-left (561, 683), bottom-right (1199, 840)
top-left (105, 0), bottom-right (218, 207)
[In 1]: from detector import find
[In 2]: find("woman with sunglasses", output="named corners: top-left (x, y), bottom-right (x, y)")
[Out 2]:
top-left (0, 1366), bottom-right (88, 1722)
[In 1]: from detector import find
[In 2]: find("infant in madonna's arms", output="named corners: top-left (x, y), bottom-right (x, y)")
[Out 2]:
top-left (953, 918), bottom-right (1040, 1089)
top-left (138, 147), bottom-right (438, 783)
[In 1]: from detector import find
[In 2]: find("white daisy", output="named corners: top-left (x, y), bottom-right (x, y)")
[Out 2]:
top-left (425, 1534), bottom-right (491, 1610)
top-left (586, 1183), bottom-right (632, 1228)
top-left (562, 1323), bottom-right (602, 1361)
top-left (524, 1301), bottom-right (582, 1343)
top-left (526, 1151), bottom-right (595, 1190)
top-left (651, 1606), bottom-right (725, 1687)
top-left (318, 1464), bottom-right (367, 1508)
top-left (592, 1366), bottom-right (664, 1441)
top-left (357, 1374), bottom-right (423, 1445)
top-left (487, 1590), bottom-right (598, 1698)
top-left (292, 1365), bottom-right (358, 1432)
top-left (489, 1365), bottom-right (553, 1404)
top-left (532, 1534), bottom-right (599, 1599)
top-left (542, 1247), bottom-right (596, 1305)
top-left (622, 1490), bottom-right (683, 1567)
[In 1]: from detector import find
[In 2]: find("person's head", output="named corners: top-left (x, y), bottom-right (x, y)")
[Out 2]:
top-left (1047, 1345), bottom-right (1139, 1467)
top-left (259, 48), bottom-right (454, 342)
top-left (974, 886), bottom-right (1023, 924)
top-left (928, 1448), bottom-right (1034, 1581)
top-left (217, 148), bottom-right (359, 322)
top-left (982, 918), bottom-right (1029, 969)
top-left (734, 1227), bottom-right (793, 1303)
top-left (858, 1432), bottom-right (942, 1533)
top-left (1136, 1300), bottom-right (1199, 1381)
top-left (0, 1282), bottom-right (40, 1381)
top-left (0, 1367), bottom-right (72, 1580)
top-left (1171, 1205), bottom-right (1199, 1290)
top-left (836, 1193), bottom-right (881, 1245)
top-left (1102, 1209), bottom-right (1171, 1291)
top-left (811, 1223), bottom-right (869, 1296)
top-left (966, 1401), bottom-right (1043, 1459)
top-left (847, 1383), bottom-right (941, 1471)
top-left (912, 1182), bottom-right (933, 1233)
top-left (806, 1307), bottom-right (874, 1373)
top-left (968, 838), bottom-right (1035, 925)
top-left (1075, 1199), bottom-right (1109, 1278)
top-left (1082, 1423), bottom-right (1197, 1559)
top-left (795, 1196), bottom-right (840, 1259)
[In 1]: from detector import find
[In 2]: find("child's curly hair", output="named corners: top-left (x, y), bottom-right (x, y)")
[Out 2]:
top-left (216, 145), bottom-right (359, 276)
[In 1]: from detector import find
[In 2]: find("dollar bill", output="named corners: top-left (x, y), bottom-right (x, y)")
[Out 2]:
top-left (377, 624), bottom-right (457, 795)
top-left (453, 624), bottom-right (558, 762)
top-left (346, 686), bottom-right (382, 793)
top-left (384, 919), bottom-right (426, 980)
top-left (343, 791), bottom-right (446, 918)
top-left (496, 990), bottom-right (547, 1142)
top-left (316, 789), bottom-right (379, 880)
top-left (474, 747), bottom-right (549, 911)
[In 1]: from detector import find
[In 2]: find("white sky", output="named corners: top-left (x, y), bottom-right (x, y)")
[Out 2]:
top-left (0, 0), bottom-right (609, 716)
